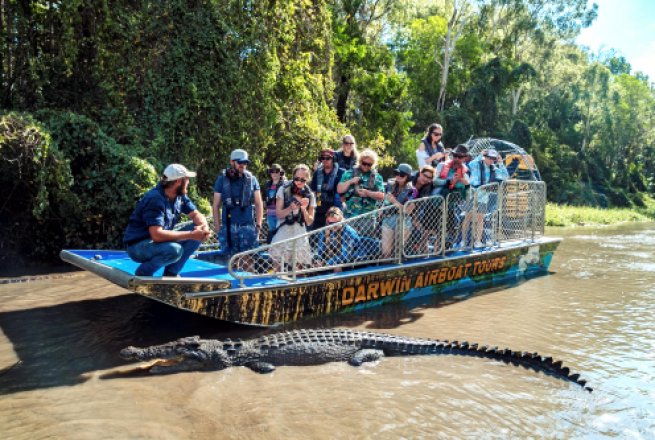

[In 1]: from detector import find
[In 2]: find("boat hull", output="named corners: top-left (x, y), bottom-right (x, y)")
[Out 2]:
top-left (127, 239), bottom-right (560, 326)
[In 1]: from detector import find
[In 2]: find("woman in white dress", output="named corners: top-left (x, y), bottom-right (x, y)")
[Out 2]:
top-left (270, 164), bottom-right (316, 272)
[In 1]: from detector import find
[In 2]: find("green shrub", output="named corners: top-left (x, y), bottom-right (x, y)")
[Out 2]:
top-left (1, 111), bottom-right (161, 259)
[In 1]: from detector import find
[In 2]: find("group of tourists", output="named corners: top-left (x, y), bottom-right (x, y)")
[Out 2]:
top-left (122, 126), bottom-right (511, 277)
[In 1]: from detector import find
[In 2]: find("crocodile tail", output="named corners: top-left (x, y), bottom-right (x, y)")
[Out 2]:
top-left (437, 340), bottom-right (592, 392)
top-left (362, 335), bottom-right (591, 392)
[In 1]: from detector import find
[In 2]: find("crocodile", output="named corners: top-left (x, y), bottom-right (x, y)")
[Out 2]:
top-left (120, 328), bottom-right (592, 391)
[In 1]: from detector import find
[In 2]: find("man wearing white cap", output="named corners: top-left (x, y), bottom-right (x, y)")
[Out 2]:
top-left (213, 149), bottom-right (263, 258)
top-left (123, 164), bottom-right (211, 277)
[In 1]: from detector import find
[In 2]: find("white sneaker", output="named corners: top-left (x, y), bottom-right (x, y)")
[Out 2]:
top-left (474, 242), bottom-right (485, 248)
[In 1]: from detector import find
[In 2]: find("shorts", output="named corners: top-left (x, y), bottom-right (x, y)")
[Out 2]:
top-left (381, 214), bottom-right (412, 231)
top-left (218, 223), bottom-right (259, 254)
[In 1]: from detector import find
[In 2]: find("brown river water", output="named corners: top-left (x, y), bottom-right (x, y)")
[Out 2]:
top-left (1, 223), bottom-right (654, 439)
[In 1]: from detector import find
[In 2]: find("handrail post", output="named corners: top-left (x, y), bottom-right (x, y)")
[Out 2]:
top-left (441, 196), bottom-right (447, 257)
top-left (398, 206), bottom-right (404, 265)
top-left (470, 192), bottom-right (477, 251)
top-left (291, 239), bottom-right (297, 282)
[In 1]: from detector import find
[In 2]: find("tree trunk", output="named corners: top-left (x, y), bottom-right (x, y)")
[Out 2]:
top-left (49, 0), bottom-right (54, 58)
top-left (435, 0), bottom-right (469, 112)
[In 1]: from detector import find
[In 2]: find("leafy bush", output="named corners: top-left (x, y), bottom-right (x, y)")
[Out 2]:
top-left (0, 112), bottom-right (160, 260)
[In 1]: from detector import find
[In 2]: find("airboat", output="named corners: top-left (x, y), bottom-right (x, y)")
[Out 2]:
top-left (61, 139), bottom-right (561, 326)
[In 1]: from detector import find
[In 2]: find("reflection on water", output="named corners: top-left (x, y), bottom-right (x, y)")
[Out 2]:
top-left (1, 222), bottom-right (654, 438)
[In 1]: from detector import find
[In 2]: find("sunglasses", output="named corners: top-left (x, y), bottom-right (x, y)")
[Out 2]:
top-left (421, 172), bottom-right (434, 179)
top-left (394, 171), bottom-right (409, 178)
top-left (268, 169), bottom-right (280, 174)
top-left (293, 177), bottom-right (307, 183)
top-left (320, 156), bottom-right (332, 161)
top-left (360, 161), bottom-right (374, 167)
top-left (343, 142), bottom-right (355, 145)
top-left (453, 154), bottom-right (467, 159)
top-left (432, 132), bottom-right (442, 136)
top-left (326, 220), bottom-right (338, 226)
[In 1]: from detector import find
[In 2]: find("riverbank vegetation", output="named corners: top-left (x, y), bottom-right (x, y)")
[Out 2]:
top-left (546, 198), bottom-right (655, 226)
top-left (1, 0), bottom-right (653, 260)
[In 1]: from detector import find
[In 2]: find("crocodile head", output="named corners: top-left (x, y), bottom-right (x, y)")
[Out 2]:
top-left (120, 336), bottom-right (232, 373)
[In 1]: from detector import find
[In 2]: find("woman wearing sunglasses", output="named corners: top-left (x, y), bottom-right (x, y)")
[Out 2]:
top-left (381, 164), bottom-right (417, 259)
top-left (264, 164), bottom-right (286, 243)
top-left (270, 165), bottom-right (316, 272)
top-left (418, 124), bottom-right (446, 168)
top-left (314, 207), bottom-right (361, 273)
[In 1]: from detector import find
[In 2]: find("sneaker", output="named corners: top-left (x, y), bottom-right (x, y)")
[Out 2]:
top-left (474, 242), bottom-right (485, 248)
top-left (163, 270), bottom-right (181, 278)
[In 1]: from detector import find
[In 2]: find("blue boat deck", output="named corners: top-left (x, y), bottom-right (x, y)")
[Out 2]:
top-left (65, 243), bottom-right (532, 290)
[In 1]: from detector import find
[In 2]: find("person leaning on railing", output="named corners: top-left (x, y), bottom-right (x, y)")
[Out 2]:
top-left (269, 164), bottom-right (316, 272)
top-left (381, 164), bottom-right (417, 259)
top-left (463, 148), bottom-right (509, 248)
top-left (314, 207), bottom-right (361, 273)
top-left (336, 148), bottom-right (385, 237)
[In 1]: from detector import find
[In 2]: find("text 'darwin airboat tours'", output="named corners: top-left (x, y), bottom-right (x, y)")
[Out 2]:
top-left (61, 139), bottom-right (560, 327)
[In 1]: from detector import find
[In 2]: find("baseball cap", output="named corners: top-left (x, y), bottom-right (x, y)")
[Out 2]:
top-left (320, 148), bottom-right (335, 158)
top-left (230, 149), bottom-right (251, 163)
top-left (485, 149), bottom-right (499, 159)
top-left (394, 163), bottom-right (413, 175)
top-left (162, 164), bottom-right (196, 181)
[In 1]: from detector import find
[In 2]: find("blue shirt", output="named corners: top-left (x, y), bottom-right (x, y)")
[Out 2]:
top-left (213, 174), bottom-right (261, 224)
top-left (123, 183), bottom-right (197, 245)
top-left (469, 156), bottom-right (509, 187)
top-left (316, 225), bottom-right (361, 266)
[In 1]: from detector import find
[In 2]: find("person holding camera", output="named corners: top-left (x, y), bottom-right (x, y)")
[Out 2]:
top-left (465, 149), bottom-right (509, 248)
top-left (213, 150), bottom-right (263, 261)
top-left (310, 148), bottom-right (345, 230)
top-left (263, 164), bottom-right (286, 243)
top-left (336, 149), bottom-right (385, 236)
top-left (270, 164), bottom-right (316, 271)
top-left (418, 124), bottom-right (447, 167)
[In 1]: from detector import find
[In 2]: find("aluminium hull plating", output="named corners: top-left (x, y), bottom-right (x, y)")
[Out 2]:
top-left (124, 239), bottom-right (560, 326)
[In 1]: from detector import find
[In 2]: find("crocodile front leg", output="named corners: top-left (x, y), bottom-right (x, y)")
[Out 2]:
top-left (350, 349), bottom-right (385, 366)
top-left (245, 362), bottom-right (276, 374)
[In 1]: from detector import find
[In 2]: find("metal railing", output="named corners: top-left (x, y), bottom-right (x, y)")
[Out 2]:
top-left (228, 206), bottom-right (403, 287)
top-left (174, 217), bottom-right (220, 249)
top-left (403, 195), bottom-right (445, 259)
top-left (179, 180), bottom-right (547, 286)
top-left (497, 181), bottom-right (546, 243)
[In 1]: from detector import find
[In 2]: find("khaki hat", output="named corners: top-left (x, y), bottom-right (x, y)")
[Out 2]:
top-left (162, 164), bottom-right (196, 181)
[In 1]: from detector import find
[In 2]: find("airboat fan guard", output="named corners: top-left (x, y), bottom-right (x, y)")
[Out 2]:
top-left (465, 138), bottom-right (541, 182)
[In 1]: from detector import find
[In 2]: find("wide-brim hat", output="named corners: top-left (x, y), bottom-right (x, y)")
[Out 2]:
top-left (453, 144), bottom-right (469, 155)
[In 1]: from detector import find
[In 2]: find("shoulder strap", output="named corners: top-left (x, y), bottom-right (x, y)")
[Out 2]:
top-left (366, 170), bottom-right (378, 191)
top-left (222, 169), bottom-right (234, 208)
top-left (479, 161), bottom-right (486, 186)
top-left (439, 161), bottom-right (453, 179)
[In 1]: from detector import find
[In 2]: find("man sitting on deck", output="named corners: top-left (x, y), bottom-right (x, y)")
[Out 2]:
top-left (123, 164), bottom-right (211, 277)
